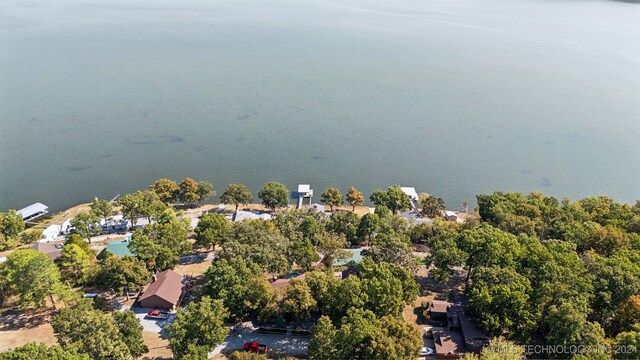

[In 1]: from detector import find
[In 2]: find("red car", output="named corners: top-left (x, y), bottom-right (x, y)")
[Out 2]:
top-left (146, 310), bottom-right (169, 319)
top-left (243, 341), bottom-right (268, 354)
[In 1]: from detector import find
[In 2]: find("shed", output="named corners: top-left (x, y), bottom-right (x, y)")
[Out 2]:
top-left (139, 270), bottom-right (185, 310)
top-left (445, 211), bottom-right (458, 222)
top-left (17, 203), bottom-right (49, 221)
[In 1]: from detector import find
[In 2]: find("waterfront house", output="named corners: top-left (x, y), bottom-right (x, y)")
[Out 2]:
top-left (445, 211), bottom-right (458, 222)
top-left (31, 242), bottom-right (63, 260)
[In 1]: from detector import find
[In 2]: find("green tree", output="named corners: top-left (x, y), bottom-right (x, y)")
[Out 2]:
top-left (310, 308), bottom-right (422, 360)
top-left (117, 191), bottom-right (166, 225)
top-left (280, 279), bottom-right (317, 321)
top-left (356, 213), bottom-right (379, 242)
top-left (356, 258), bottom-right (419, 317)
top-left (0, 209), bottom-right (25, 238)
top-left (194, 213), bottom-right (230, 250)
top-left (365, 232), bottom-right (416, 270)
top-left (289, 236), bottom-right (320, 271)
top-left (129, 208), bottom-right (192, 271)
top-left (165, 296), bottom-right (230, 359)
top-left (52, 300), bottom-right (132, 360)
top-left (59, 243), bottom-right (93, 285)
top-left (220, 184), bottom-right (253, 212)
top-left (463, 337), bottom-right (525, 360)
top-left (64, 233), bottom-right (92, 254)
top-left (70, 212), bottom-right (101, 240)
top-left (467, 266), bottom-right (535, 338)
top-left (614, 323), bottom-right (640, 360)
top-left (321, 187), bottom-right (343, 211)
top-left (457, 224), bottom-right (523, 282)
top-left (204, 257), bottom-right (275, 320)
top-left (315, 231), bottom-right (349, 267)
top-left (258, 182), bottom-right (289, 211)
top-left (178, 177), bottom-right (200, 206)
top-left (221, 220), bottom-right (291, 274)
top-left (309, 316), bottom-right (338, 360)
top-left (326, 211), bottom-right (360, 245)
top-left (90, 198), bottom-right (113, 223)
top-left (196, 181), bottom-right (215, 204)
top-left (612, 295), bottom-right (640, 334)
top-left (112, 309), bottom-right (148, 358)
top-left (544, 301), bottom-right (606, 354)
top-left (97, 256), bottom-right (150, 294)
top-left (369, 186), bottom-right (412, 215)
top-left (150, 178), bottom-right (179, 204)
top-left (0, 342), bottom-right (90, 360)
top-left (418, 193), bottom-right (446, 218)
top-left (346, 187), bottom-right (364, 211)
top-left (4, 249), bottom-right (69, 309)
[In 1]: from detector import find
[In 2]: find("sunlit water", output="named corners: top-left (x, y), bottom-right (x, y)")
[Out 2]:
top-left (1, 0), bottom-right (639, 211)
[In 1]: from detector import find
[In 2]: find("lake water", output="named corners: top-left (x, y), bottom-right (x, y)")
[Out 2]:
top-left (1, 0), bottom-right (639, 212)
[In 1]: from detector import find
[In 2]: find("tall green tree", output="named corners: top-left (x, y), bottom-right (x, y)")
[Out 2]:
top-left (369, 185), bottom-right (411, 215)
top-left (365, 232), bottom-right (416, 270)
top-left (315, 231), bottom-right (349, 267)
top-left (258, 182), bottom-right (289, 211)
top-left (204, 257), bottom-right (275, 320)
top-left (356, 258), bottom-right (419, 317)
top-left (326, 211), bottom-right (360, 245)
top-left (129, 208), bottom-right (192, 270)
top-left (70, 212), bottom-right (101, 240)
top-left (59, 243), bottom-right (93, 285)
top-left (165, 296), bottom-right (230, 359)
top-left (52, 300), bottom-right (132, 360)
top-left (194, 213), bottom-right (230, 250)
top-left (4, 249), bottom-right (69, 309)
top-left (90, 198), bottom-right (113, 223)
top-left (614, 323), bottom-right (640, 360)
top-left (418, 193), bottom-right (446, 218)
top-left (0, 342), bottom-right (90, 360)
top-left (309, 308), bottom-right (421, 360)
top-left (220, 184), bottom-right (253, 212)
top-left (97, 256), bottom-right (150, 294)
top-left (178, 178), bottom-right (200, 206)
top-left (0, 209), bottom-right (25, 238)
top-left (321, 187), bottom-right (343, 212)
top-left (221, 220), bottom-right (291, 274)
top-left (150, 178), bottom-right (179, 204)
top-left (356, 213), bottom-right (380, 242)
top-left (280, 279), bottom-right (317, 321)
top-left (117, 191), bottom-right (166, 225)
top-left (346, 187), bottom-right (364, 211)
top-left (112, 309), bottom-right (148, 358)
top-left (196, 181), bottom-right (215, 204)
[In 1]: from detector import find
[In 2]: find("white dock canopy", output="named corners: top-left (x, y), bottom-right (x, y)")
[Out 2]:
top-left (400, 187), bottom-right (419, 201)
top-left (17, 203), bottom-right (49, 221)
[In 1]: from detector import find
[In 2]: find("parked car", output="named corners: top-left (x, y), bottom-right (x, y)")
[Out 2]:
top-left (244, 341), bottom-right (268, 354)
top-left (419, 347), bottom-right (435, 356)
top-left (146, 309), bottom-right (169, 319)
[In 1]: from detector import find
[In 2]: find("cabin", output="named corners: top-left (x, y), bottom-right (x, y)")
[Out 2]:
top-left (428, 300), bottom-right (451, 323)
top-left (101, 216), bottom-right (130, 234)
top-left (17, 203), bottom-right (49, 222)
top-left (139, 270), bottom-right (186, 310)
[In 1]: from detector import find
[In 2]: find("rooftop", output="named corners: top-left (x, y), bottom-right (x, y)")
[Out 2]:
top-left (433, 329), bottom-right (466, 356)
top-left (140, 270), bottom-right (184, 306)
top-left (430, 300), bottom-right (451, 314)
top-left (16, 203), bottom-right (49, 220)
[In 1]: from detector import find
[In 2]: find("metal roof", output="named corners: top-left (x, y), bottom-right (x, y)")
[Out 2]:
top-left (16, 203), bottom-right (49, 219)
top-left (297, 184), bottom-right (311, 193)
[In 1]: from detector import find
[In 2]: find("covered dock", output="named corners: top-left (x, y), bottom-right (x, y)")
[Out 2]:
top-left (16, 202), bottom-right (49, 221)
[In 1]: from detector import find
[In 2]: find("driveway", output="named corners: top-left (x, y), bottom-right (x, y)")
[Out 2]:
top-left (210, 323), bottom-right (309, 357)
top-left (129, 307), bottom-right (176, 333)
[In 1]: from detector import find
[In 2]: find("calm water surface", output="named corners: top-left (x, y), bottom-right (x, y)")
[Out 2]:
top-left (1, 0), bottom-right (639, 211)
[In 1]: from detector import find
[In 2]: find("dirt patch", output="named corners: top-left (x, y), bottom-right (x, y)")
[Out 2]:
top-left (142, 331), bottom-right (172, 360)
top-left (0, 323), bottom-right (56, 351)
